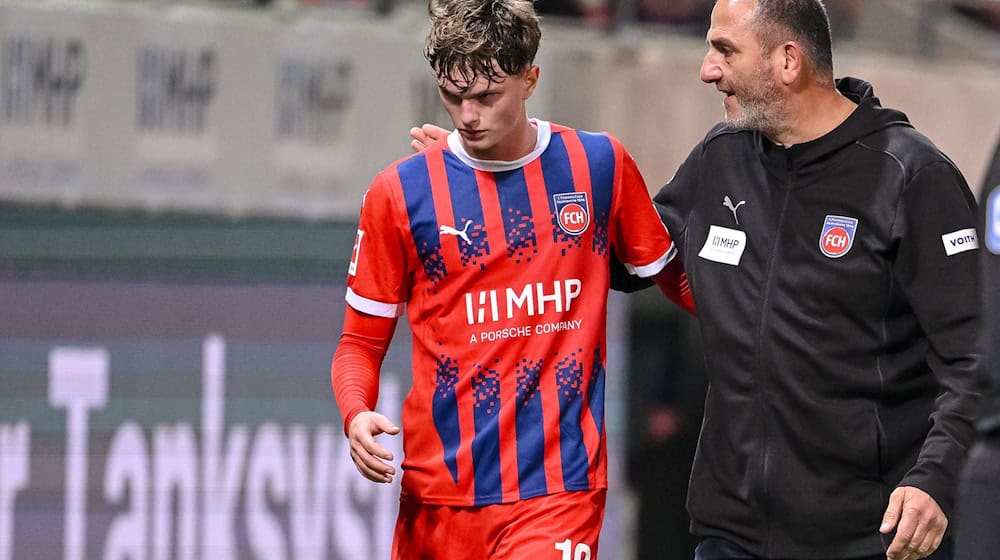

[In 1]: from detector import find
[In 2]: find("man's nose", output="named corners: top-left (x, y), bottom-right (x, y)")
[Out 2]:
top-left (461, 100), bottom-right (478, 126)
top-left (700, 52), bottom-right (722, 84)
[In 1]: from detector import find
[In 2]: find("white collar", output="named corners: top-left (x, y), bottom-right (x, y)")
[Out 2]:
top-left (446, 119), bottom-right (551, 172)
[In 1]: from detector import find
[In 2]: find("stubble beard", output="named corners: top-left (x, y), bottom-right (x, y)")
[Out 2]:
top-left (725, 60), bottom-right (790, 138)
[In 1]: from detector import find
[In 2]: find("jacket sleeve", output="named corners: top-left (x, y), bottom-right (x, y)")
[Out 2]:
top-left (652, 137), bottom-right (705, 249)
top-left (893, 160), bottom-right (987, 518)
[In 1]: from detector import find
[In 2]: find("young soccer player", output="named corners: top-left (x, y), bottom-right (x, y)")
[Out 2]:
top-left (331, 0), bottom-right (691, 557)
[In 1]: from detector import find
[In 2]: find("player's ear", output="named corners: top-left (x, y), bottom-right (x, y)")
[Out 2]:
top-left (522, 65), bottom-right (540, 99)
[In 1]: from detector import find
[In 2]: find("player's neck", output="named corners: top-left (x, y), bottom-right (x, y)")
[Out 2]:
top-left (484, 117), bottom-right (537, 162)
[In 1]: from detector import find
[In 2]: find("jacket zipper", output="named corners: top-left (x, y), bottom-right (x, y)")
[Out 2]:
top-left (755, 175), bottom-right (793, 555)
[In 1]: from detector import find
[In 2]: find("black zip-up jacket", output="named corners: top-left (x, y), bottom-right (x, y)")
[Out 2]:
top-left (647, 78), bottom-right (985, 558)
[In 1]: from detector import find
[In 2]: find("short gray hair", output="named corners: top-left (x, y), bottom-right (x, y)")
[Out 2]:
top-left (750, 0), bottom-right (834, 78)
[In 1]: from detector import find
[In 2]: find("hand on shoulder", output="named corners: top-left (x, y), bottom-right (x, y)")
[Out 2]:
top-left (410, 124), bottom-right (449, 153)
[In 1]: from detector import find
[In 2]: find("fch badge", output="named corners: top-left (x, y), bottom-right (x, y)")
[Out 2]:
top-left (553, 192), bottom-right (590, 235)
top-left (819, 215), bottom-right (858, 258)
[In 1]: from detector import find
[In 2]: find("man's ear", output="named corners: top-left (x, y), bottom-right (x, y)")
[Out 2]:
top-left (523, 65), bottom-right (540, 99)
top-left (777, 41), bottom-right (803, 86)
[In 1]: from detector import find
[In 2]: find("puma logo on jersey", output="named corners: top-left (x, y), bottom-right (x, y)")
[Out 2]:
top-left (440, 221), bottom-right (472, 244)
top-left (723, 196), bottom-right (746, 225)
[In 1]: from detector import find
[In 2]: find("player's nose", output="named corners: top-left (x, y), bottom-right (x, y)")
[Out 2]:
top-left (460, 100), bottom-right (479, 127)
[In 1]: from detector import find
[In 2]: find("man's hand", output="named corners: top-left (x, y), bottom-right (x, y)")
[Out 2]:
top-left (410, 124), bottom-right (449, 153)
top-left (347, 411), bottom-right (401, 483)
top-left (880, 486), bottom-right (948, 560)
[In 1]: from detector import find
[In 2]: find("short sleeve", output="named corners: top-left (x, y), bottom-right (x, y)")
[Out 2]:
top-left (345, 172), bottom-right (410, 318)
top-left (609, 139), bottom-right (676, 278)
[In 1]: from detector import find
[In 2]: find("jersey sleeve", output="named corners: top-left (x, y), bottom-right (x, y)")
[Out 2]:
top-left (331, 306), bottom-right (397, 436)
top-left (609, 130), bottom-right (709, 293)
top-left (608, 137), bottom-right (676, 278)
top-left (345, 171), bottom-right (410, 317)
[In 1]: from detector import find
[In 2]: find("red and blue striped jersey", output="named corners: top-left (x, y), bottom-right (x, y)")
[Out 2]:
top-left (346, 120), bottom-right (674, 506)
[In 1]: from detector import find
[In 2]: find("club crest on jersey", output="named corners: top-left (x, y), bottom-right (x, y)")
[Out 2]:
top-left (819, 215), bottom-right (858, 258)
top-left (553, 192), bottom-right (590, 235)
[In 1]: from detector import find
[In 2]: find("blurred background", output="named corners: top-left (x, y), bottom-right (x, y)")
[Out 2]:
top-left (0, 0), bottom-right (998, 559)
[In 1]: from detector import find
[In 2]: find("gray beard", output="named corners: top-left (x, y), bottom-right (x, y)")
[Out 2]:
top-left (726, 95), bottom-right (789, 137)
top-left (725, 64), bottom-right (790, 138)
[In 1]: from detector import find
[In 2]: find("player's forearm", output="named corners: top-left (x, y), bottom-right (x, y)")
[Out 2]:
top-left (652, 257), bottom-right (695, 315)
top-left (331, 307), bottom-right (397, 436)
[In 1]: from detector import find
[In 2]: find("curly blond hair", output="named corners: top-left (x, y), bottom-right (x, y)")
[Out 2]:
top-left (424, 0), bottom-right (541, 92)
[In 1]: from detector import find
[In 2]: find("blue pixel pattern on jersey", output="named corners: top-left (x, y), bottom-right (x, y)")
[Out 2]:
top-left (444, 151), bottom-right (491, 271)
top-left (472, 362), bottom-right (502, 504)
top-left (495, 168), bottom-right (539, 264)
top-left (540, 133), bottom-right (584, 252)
top-left (577, 131), bottom-right (614, 257)
top-left (433, 354), bottom-right (461, 483)
top-left (588, 347), bottom-right (606, 445)
top-left (555, 348), bottom-right (589, 491)
top-left (399, 155), bottom-right (447, 287)
top-left (515, 357), bottom-right (546, 499)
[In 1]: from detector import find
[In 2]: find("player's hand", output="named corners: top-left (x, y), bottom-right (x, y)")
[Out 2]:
top-left (880, 486), bottom-right (948, 560)
top-left (347, 411), bottom-right (401, 483)
top-left (409, 124), bottom-right (449, 153)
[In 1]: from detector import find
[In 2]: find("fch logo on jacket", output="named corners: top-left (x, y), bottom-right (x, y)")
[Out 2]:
top-left (819, 215), bottom-right (858, 258)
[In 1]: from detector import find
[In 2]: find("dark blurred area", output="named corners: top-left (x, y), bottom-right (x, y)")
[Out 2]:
top-left (625, 287), bottom-right (706, 560)
top-left (952, 0), bottom-right (1000, 30)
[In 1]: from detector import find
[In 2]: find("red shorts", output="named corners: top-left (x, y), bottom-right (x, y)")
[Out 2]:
top-left (391, 489), bottom-right (607, 560)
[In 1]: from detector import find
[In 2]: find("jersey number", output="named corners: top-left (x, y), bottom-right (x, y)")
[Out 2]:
top-left (554, 539), bottom-right (591, 560)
